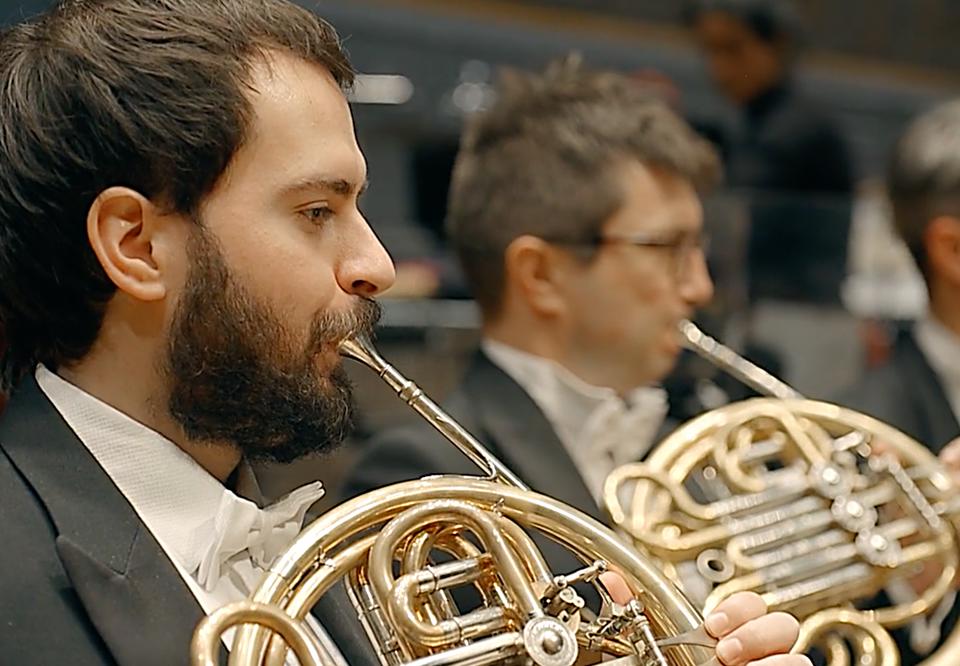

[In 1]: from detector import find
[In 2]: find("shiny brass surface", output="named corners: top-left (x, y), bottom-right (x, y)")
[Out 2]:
top-left (603, 321), bottom-right (960, 666)
top-left (191, 335), bottom-right (723, 666)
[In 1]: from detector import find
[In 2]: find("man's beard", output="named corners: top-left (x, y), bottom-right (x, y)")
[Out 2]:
top-left (165, 227), bottom-right (381, 464)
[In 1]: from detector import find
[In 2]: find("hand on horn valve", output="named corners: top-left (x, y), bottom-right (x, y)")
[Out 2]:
top-left (601, 574), bottom-right (808, 666)
top-left (702, 592), bottom-right (808, 666)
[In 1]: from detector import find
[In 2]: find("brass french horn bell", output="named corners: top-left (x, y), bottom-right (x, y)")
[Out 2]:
top-left (191, 334), bottom-right (726, 666)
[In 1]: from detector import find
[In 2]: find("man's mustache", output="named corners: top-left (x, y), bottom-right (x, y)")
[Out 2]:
top-left (310, 298), bottom-right (382, 351)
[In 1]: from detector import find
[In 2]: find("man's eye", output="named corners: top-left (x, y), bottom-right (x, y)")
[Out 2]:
top-left (301, 206), bottom-right (334, 225)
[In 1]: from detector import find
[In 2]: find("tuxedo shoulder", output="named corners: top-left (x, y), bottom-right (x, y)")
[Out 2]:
top-left (0, 449), bottom-right (111, 663)
top-left (0, 447), bottom-right (67, 589)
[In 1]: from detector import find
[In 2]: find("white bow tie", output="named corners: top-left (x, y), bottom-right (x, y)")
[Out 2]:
top-left (583, 389), bottom-right (668, 465)
top-left (192, 481), bottom-right (325, 591)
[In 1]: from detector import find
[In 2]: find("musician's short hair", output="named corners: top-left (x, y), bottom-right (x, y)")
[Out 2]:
top-left (447, 59), bottom-right (721, 319)
top-left (887, 100), bottom-right (960, 279)
top-left (0, 0), bottom-right (353, 389)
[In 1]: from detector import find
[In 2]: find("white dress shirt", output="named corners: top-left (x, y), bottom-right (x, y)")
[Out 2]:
top-left (35, 366), bottom-right (333, 662)
top-left (482, 340), bottom-right (668, 502)
top-left (915, 314), bottom-right (960, 425)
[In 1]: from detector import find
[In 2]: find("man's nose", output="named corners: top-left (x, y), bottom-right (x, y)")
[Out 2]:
top-left (336, 216), bottom-right (396, 298)
top-left (679, 251), bottom-right (714, 308)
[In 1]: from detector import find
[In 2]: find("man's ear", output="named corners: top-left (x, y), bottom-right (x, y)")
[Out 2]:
top-left (925, 215), bottom-right (960, 286)
top-left (86, 187), bottom-right (170, 302)
top-left (502, 235), bottom-right (574, 317)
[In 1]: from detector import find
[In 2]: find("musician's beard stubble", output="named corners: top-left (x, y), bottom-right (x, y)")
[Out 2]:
top-left (165, 224), bottom-right (381, 464)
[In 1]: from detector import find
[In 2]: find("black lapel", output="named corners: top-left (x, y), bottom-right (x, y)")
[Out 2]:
top-left (0, 376), bottom-right (224, 666)
top-left (899, 331), bottom-right (960, 453)
top-left (461, 352), bottom-right (604, 521)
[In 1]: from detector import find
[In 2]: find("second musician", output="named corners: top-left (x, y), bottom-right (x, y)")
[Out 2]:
top-left (347, 60), bottom-right (718, 513)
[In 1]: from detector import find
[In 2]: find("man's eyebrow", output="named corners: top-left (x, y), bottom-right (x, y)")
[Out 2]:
top-left (279, 176), bottom-right (370, 199)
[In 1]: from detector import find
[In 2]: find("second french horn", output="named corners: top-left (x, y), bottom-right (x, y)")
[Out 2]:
top-left (604, 321), bottom-right (960, 666)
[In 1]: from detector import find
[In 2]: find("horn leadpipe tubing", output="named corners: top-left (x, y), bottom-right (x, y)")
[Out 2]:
top-left (678, 320), bottom-right (804, 400)
top-left (339, 336), bottom-right (529, 490)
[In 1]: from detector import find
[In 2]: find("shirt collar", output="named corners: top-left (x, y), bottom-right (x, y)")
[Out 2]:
top-left (482, 338), bottom-right (659, 405)
top-left (34, 365), bottom-right (324, 587)
top-left (481, 339), bottom-right (668, 465)
top-left (482, 339), bottom-right (620, 429)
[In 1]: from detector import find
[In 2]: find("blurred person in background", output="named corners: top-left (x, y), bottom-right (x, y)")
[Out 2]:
top-left (346, 60), bottom-right (719, 519)
top-left (838, 100), bottom-right (960, 666)
top-left (687, 0), bottom-right (859, 395)
top-left (840, 101), bottom-right (960, 457)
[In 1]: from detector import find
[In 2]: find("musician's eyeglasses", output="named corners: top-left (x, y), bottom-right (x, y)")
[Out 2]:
top-left (564, 230), bottom-right (711, 280)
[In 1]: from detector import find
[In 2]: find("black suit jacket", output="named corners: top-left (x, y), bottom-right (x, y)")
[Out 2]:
top-left (0, 376), bottom-right (372, 666)
top-left (837, 329), bottom-right (959, 455)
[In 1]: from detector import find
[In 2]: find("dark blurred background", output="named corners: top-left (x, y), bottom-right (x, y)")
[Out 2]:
top-left (2, 0), bottom-right (957, 504)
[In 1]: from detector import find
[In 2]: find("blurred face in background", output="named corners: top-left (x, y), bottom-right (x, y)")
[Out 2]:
top-left (693, 10), bottom-right (786, 105)
top-left (553, 160), bottom-right (714, 394)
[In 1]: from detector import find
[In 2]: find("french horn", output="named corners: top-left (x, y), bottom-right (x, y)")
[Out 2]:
top-left (191, 335), bottom-right (726, 666)
top-left (603, 321), bottom-right (960, 666)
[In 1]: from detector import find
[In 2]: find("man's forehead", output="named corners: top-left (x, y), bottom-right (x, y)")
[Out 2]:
top-left (248, 49), bottom-right (345, 95)
top-left (244, 50), bottom-right (353, 136)
top-left (606, 162), bottom-right (703, 231)
top-left (230, 51), bottom-right (364, 189)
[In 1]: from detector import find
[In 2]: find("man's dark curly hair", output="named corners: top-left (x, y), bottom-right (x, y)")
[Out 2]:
top-left (0, 0), bottom-right (354, 390)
